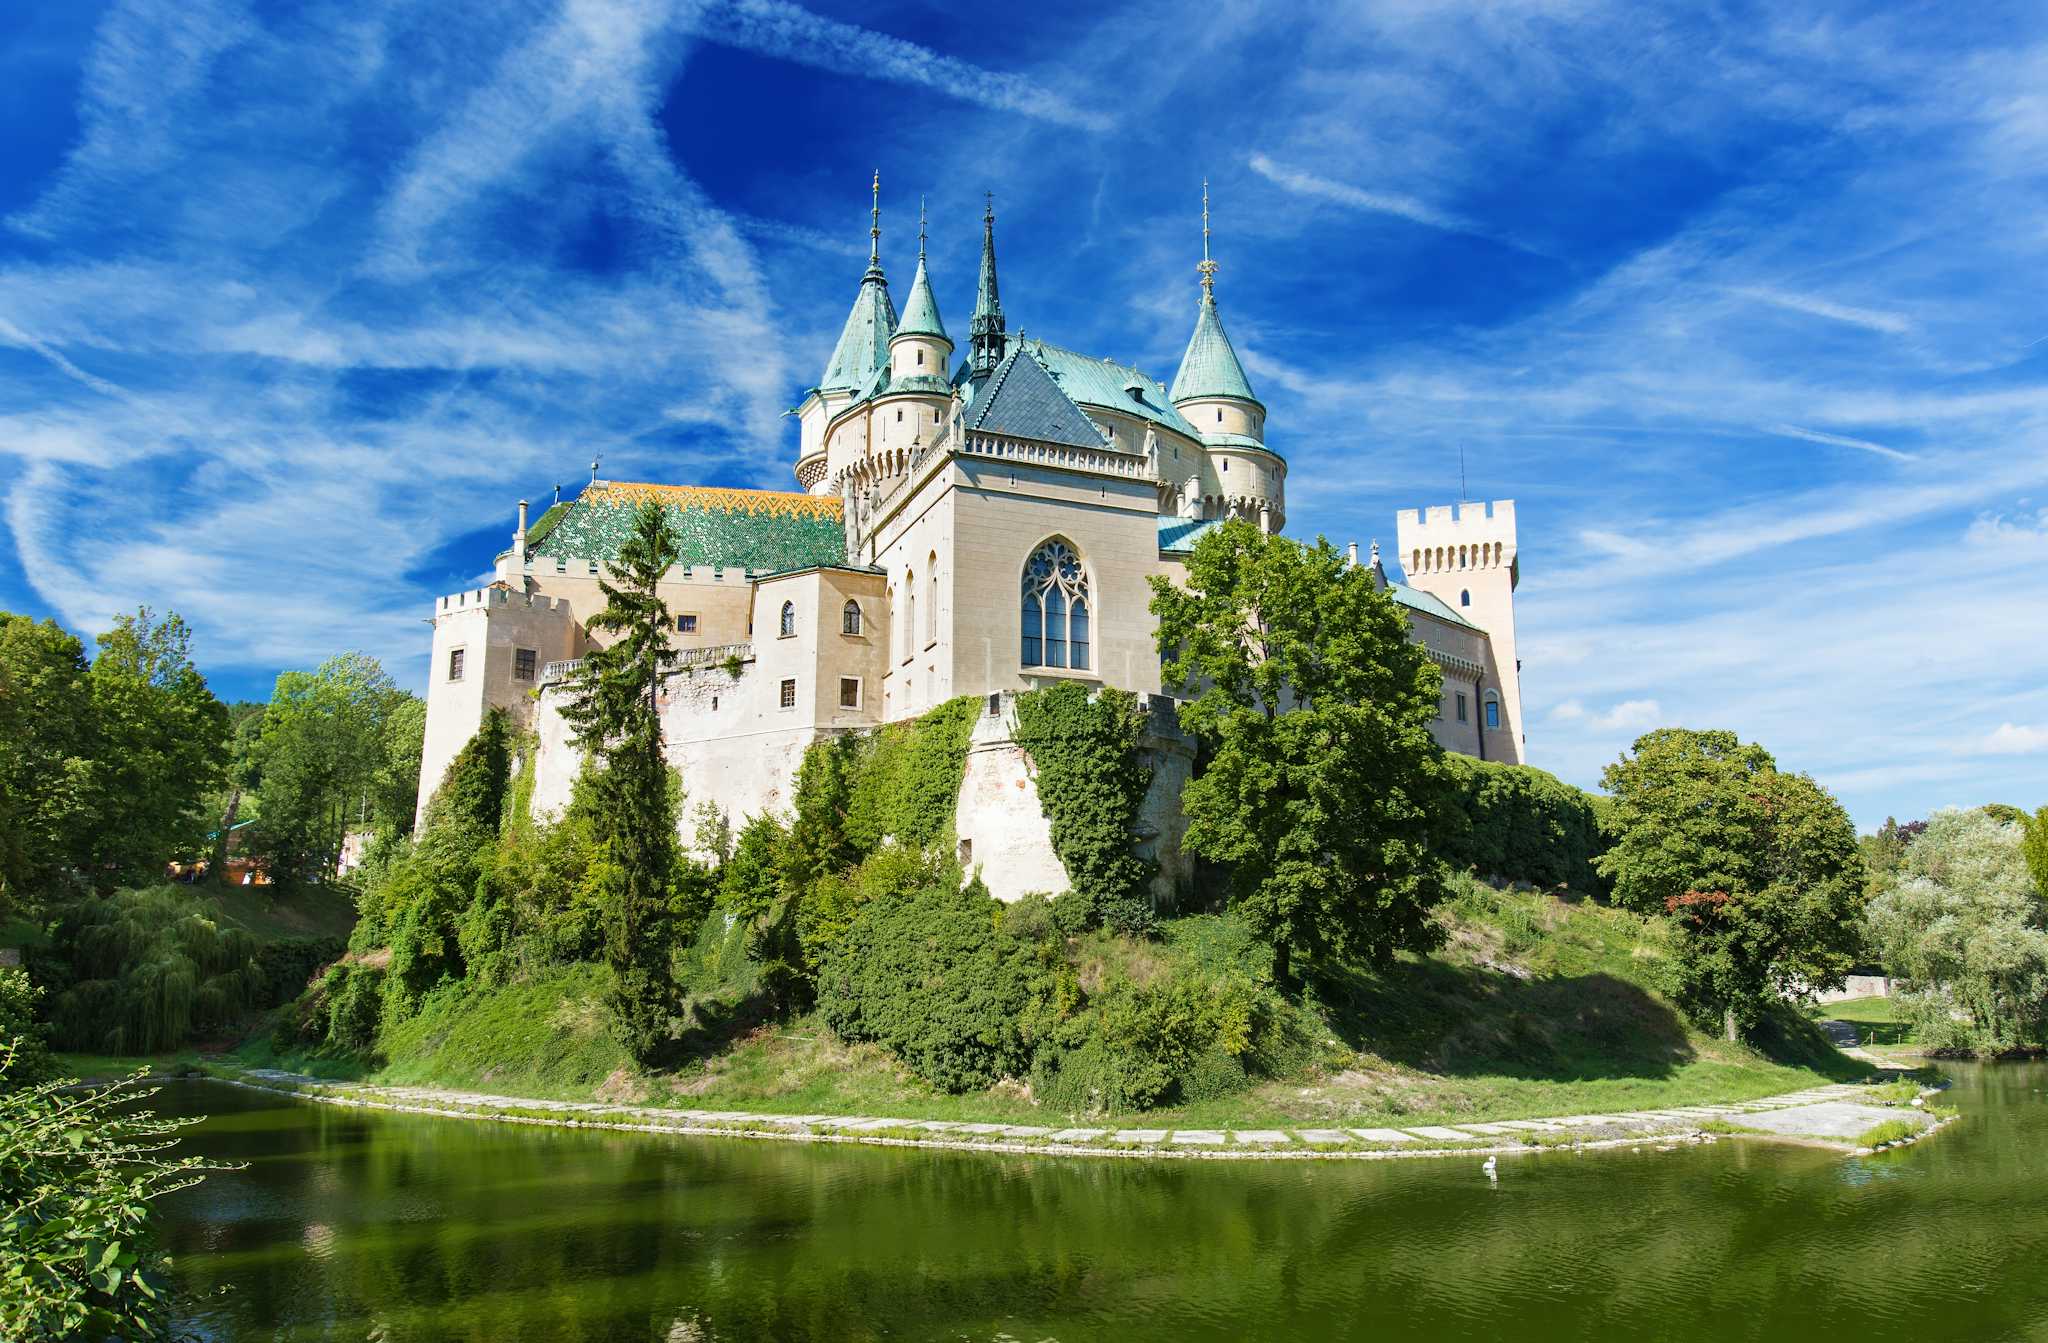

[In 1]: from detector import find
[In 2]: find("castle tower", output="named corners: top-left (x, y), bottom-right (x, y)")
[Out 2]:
top-left (795, 173), bottom-right (898, 492)
top-left (889, 198), bottom-right (952, 388)
top-left (968, 193), bottom-right (1007, 379)
top-left (1395, 500), bottom-right (1525, 765)
top-left (1169, 182), bottom-right (1282, 532)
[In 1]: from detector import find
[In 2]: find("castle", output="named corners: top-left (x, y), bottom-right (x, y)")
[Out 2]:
top-left (415, 183), bottom-right (1526, 903)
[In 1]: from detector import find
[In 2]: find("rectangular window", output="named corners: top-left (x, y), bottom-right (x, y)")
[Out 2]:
top-left (677, 614), bottom-right (697, 634)
top-left (1486, 700), bottom-right (1501, 730)
top-left (513, 648), bottom-right (536, 681)
top-left (448, 648), bottom-right (465, 681)
top-left (1456, 692), bottom-right (1468, 723)
top-left (779, 678), bottom-right (797, 709)
top-left (839, 677), bottom-right (861, 709)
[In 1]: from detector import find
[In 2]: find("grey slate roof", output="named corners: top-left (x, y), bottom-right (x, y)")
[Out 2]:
top-left (1016, 337), bottom-right (1204, 440)
top-left (963, 347), bottom-right (1107, 449)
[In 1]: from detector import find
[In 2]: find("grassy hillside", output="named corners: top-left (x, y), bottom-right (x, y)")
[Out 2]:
top-left (233, 879), bottom-right (1866, 1128)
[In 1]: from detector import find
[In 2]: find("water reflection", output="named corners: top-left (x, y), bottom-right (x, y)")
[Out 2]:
top-left (157, 1063), bottom-right (2048, 1341)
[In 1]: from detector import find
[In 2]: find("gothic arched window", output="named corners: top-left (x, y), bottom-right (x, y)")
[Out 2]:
top-left (1460, 589), bottom-right (1471, 607)
top-left (842, 600), bottom-right (862, 635)
top-left (1021, 539), bottom-right (1091, 671)
top-left (779, 600), bottom-right (795, 638)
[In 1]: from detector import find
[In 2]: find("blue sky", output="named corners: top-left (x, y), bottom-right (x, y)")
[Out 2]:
top-left (2, 0), bottom-right (2044, 829)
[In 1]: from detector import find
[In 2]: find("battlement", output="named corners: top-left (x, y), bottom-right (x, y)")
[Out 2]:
top-left (1395, 500), bottom-right (1516, 579)
top-left (435, 587), bottom-right (573, 615)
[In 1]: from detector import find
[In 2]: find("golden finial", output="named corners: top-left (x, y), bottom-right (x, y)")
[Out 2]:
top-left (1198, 178), bottom-right (1218, 295)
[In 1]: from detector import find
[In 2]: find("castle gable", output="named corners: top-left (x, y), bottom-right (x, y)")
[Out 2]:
top-left (964, 347), bottom-right (1108, 449)
top-left (1014, 338), bottom-right (1202, 441)
top-left (531, 482), bottom-right (847, 575)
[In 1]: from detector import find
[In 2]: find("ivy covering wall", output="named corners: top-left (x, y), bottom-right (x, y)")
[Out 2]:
top-left (1010, 683), bottom-right (1157, 932)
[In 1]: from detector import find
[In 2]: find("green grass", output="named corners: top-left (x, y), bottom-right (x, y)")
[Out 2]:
top-left (1856, 1117), bottom-right (1923, 1148)
top-left (230, 881), bottom-right (1871, 1131)
top-left (1810, 994), bottom-right (1917, 1047)
top-left (198, 881), bottom-right (358, 942)
top-left (51, 1050), bottom-right (207, 1082)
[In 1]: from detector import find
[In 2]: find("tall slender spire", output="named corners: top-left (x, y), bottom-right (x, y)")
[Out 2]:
top-left (818, 172), bottom-right (897, 394)
top-left (895, 194), bottom-right (947, 348)
top-left (866, 168), bottom-right (883, 278)
top-left (918, 195), bottom-right (928, 261)
top-left (969, 191), bottom-right (1007, 378)
top-left (1199, 178), bottom-right (1218, 296)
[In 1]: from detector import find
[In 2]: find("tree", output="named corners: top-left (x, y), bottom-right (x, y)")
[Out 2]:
top-left (1598, 728), bottom-right (1863, 1038)
top-left (252, 653), bottom-right (410, 880)
top-left (1149, 520), bottom-right (1453, 987)
top-left (561, 501), bottom-right (683, 1063)
top-left (85, 609), bottom-right (229, 884)
top-left (1865, 807), bottom-right (2048, 1052)
top-left (2022, 805), bottom-right (2048, 902)
top-left (422, 707), bottom-right (511, 836)
top-left (0, 615), bottom-right (97, 913)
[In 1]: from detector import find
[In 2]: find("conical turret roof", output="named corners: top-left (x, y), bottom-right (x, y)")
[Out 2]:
top-left (818, 175), bottom-right (899, 395)
top-left (1169, 291), bottom-right (1259, 406)
top-left (895, 256), bottom-right (947, 343)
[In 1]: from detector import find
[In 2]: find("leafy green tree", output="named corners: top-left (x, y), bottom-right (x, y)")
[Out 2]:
top-left (1866, 807), bottom-right (2048, 1052)
top-left (423, 707), bottom-right (512, 836)
top-left (0, 1051), bottom-right (230, 1341)
top-left (561, 501), bottom-right (683, 1063)
top-left (2022, 805), bottom-right (2048, 902)
top-left (1148, 520), bottom-right (1452, 987)
top-left (0, 615), bottom-right (97, 912)
top-left (1598, 728), bottom-right (1863, 1037)
top-left (253, 653), bottom-right (410, 879)
top-left (370, 696), bottom-right (428, 834)
top-left (84, 610), bottom-right (229, 884)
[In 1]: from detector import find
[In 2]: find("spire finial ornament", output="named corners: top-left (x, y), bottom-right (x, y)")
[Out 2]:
top-left (1198, 178), bottom-right (1218, 297)
top-left (869, 169), bottom-right (881, 270)
top-left (918, 195), bottom-right (928, 261)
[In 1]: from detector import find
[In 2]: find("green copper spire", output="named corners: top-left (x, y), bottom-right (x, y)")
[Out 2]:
top-left (818, 171), bottom-right (898, 395)
top-left (895, 196), bottom-right (948, 344)
top-left (969, 191), bottom-right (1006, 378)
top-left (1169, 180), bottom-right (1260, 407)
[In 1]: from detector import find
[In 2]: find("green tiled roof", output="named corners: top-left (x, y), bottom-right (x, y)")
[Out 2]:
top-left (531, 482), bottom-right (846, 574)
top-left (819, 271), bottom-right (897, 395)
top-left (1012, 337), bottom-right (1202, 440)
top-left (895, 256), bottom-right (947, 343)
top-left (1389, 582), bottom-right (1476, 630)
top-left (1157, 516), bottom-right (1223, 554)
top-left (1169, 292), bottom-right (1260, 407)
top-left (964, 347), bottom-right (1107, 449)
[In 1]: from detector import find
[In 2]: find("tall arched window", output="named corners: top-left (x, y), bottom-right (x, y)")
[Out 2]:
top-left (904, 571), bottom-right (915, 657)
top-left (842, 600), bottom-right (862, 635)
top-left (927, 552), bottom-right (938, 645)
top-left (1484, 691), bottom-right (1502, 730)
top-left (779, 600), bottom-right (795, 637)
top-left (1021, 538), bottom-right (1090, 670)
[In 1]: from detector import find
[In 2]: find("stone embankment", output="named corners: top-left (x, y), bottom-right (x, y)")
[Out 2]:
top-left (200, 1068), bottom-right (1943, 1162)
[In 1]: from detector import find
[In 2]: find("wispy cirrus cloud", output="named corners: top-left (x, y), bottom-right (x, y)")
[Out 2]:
top-left (1247, 152), bottom-right (1476, 237)
top-left (1729, 285), bottom-right (1911, 335)
top-left (1765, 423), bottom-right (1914, 462)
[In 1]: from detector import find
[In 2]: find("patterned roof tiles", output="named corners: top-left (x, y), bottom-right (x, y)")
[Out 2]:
top-left (963, 347), bottom-right (1107, 449)
top-left (532, 482), bottom-right (846, 575)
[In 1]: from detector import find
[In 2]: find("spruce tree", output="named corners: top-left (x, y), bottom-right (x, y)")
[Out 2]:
top-left (561, 501), bottom-right (683, 1064)
top-left (423, 707), bottom-right (511, 836)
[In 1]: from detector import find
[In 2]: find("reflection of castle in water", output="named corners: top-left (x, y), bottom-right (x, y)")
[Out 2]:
top-left (414, 182), bottom-right (1525, 904)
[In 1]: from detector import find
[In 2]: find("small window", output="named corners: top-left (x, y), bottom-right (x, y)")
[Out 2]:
top-left (1456, 692), bottom-right (1468, 723)
top-left (677, 614), bottom-right (698, 633)
top-left (711, 694), bottom-right (719, 711)
top-left (779, 600), bottom-right (795, 638)
top-left (513, 648), bottom-right (536, 681)
top-left (448, 648), bottom-right (465, 681)
top-left (988, 692), bottom-right (1001, 717)
top-left (587, 560), bottom-right (598, 575)
top-left (839, 677), bottom-right (861, 709)
top-left (1222, 459), bottom-right (1229, 472)
top-left (1215, 408), bottom-right (1223, 423)
top-left (554, 556), bottom-right (566, 573)
top-left (842, 600), bottom-right (862, 635)
top-left (896, 408), bottom-right (903, 422)
top-left (1460, 590), bottom-right (1471, 607)
top-left (1485, 698), bottom-right (1501, 730)
top-left (779, 678), bottom-right (797, 709)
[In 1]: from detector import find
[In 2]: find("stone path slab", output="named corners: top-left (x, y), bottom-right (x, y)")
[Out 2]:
top-left (1404, 1126), bottom-right (1480, 1142)
top-left (1350, 1128), bottom-right (1420, 1143)
top-left (1171, 1130), bottom-right (1227, 1145)
top-left (1048, 1128), bottom-right (1108, 1143)
top-left (1299, 1129), bottom-right (1355, 1144)
top-left (1233, 1130), bottom-right (1291, 1145)
top-left (1114, 1129), bottom-right (1168, 1144)
top-left (1727, 1102), bottom-right (1929, 1141)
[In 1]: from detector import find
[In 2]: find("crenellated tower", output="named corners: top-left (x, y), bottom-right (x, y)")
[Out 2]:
top-left (1396, 500), bottom-right (1524, 764)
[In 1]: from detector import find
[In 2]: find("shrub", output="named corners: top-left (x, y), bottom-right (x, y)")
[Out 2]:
top-left (817, 877), bottom-right (1039, 1092)
top-left (0, 969), bottom-right (53, 1087)
top-left (252, 936), bottom-right (345, 1008)
top-left (842, 696), bottom-right (978, 852)
top-left (323, 962), bottom-right (385, 1053)
top-left (44, 885), bottom-right (262, 1053)
top-left (1438, 754), bottom-right (1606, 892)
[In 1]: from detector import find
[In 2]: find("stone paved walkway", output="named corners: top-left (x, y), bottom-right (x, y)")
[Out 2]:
top-left (208, 1068), bottom-right (1929, 1160)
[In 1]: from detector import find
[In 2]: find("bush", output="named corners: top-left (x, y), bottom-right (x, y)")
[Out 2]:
top-left (323, 962), bottom-right (385, 1053)
top-left (1438, 754), bottom-right (1607, 893)
top-left (0, 969), bottom-right (53, 1087)
top-left (253, 936), bottom-right (345, 1008)
top-left (43, 885), bottom-right (262, 1053)
top-left (817, 877), bottom-right (1039, 1092)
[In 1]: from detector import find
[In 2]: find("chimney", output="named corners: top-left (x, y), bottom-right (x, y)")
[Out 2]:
top-left (514, 499), bottom-right (529, 566)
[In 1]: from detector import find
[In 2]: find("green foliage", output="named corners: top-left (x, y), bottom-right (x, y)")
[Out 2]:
top-left (43, 886), bottom-right (263, 1053)
top-left (818, 877), bottom-right (1039, 1092)
top-left (843, 696), bottom-right (978, 851)
top-left (0, 614), bottom-right (97, 912)
top-left (721, 813), bottom-right (791, 926)
top-left (1599, 729), bottom-right (1864, 1036)
top-left (0, 970), bottom-right (53, 1087)
top-left (252, 652), bottom-right (419, 879)
top-left (322, 962), bottom-right (385, 1053)
top-left (1011, 683), bottom-right (1156, 934)
top-left (561, 500), bottom-right (684, 1064)
top-left (1866, 808), bottom-right (2048, 1053)
top-left (1150, 519), bottom-right (1454, 985)
top-left (0, 1052), bottom-right (229, 1342)
top-left (2022, 805), bottom-right (2048, 902)
top-left (796, 845), bottom-right (946, 979)
top-left (1438, 754), bottom-right (1607, 893)
top-left (423, 707), bottom-right (512, 836)
top-left (1856, 1117), bottom-right (1921, 1148)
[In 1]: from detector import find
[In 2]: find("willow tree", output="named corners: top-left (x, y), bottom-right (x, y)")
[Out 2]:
top-left (1149, 520), bottom-right (1453, 988)
top-left (562, 501), bottom-right (682, 1063)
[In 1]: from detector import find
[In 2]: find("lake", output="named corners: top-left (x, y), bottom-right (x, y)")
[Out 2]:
top-left (157, 1063), bottom-right (2048, 1341)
